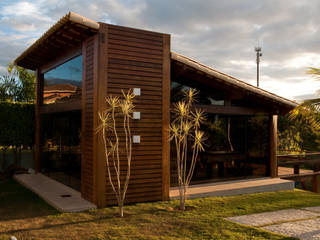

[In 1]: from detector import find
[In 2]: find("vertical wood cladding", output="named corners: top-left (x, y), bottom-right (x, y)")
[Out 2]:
top-left (81, 36), bottom-right (97, 203)
top-left (100, 23), bottom-right (170, 204)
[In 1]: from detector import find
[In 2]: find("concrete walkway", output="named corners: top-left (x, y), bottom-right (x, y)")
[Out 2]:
top-left (14, 173), bottom-right (96, 212)
top-left (226, 207), bottom-right (320, 240)
top-left (170, 178), bottom-right (294, 200)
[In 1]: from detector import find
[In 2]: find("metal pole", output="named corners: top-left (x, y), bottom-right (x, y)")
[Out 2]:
top-left (255, 47), bottom-right (262, 88)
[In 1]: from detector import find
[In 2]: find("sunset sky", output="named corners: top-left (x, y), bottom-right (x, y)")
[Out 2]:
top-left (1, 0), bottom-right (320, 100)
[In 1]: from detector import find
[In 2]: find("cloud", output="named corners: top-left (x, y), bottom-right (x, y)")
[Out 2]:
top-left (0, 0), bottom-right (320, 100)
top-left (2, 1), bottom-right (38, 16)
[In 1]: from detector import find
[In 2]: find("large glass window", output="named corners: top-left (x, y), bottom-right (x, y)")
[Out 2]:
top-left (171, 80), bottom-right (224, 106)
top-left (170, 78), bottom-right (270, 186)
top-left (41, 111), bottom-right (81, 191)
top-left (43, 55), bottom-right (82, 104)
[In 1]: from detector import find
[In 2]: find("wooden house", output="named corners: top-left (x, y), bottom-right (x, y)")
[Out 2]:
top-left (15, 12), bottom-right (297, 208)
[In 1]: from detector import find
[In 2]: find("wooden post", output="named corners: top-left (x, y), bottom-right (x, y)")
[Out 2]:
top-left (162, 34), bottom-right (171, 200)
top-left (269, 115), bottom-right (278, 178)
top-left (34, 69), bottom-right (43, 174)
top-left (95, 25), bottom-right (108, 207)
top-left (294, 164), bottom-right (300, 175)
top-left (312, 175), bottom-right (320, 193)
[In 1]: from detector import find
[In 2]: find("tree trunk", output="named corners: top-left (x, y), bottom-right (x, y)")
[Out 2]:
top-left (119, 202), bottom-right (124, 217)
top-left (179, 186), bottom-right (186, 211)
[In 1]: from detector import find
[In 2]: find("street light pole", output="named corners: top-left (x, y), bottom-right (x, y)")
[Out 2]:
top-left (255, 47), bottom-right (262, 88)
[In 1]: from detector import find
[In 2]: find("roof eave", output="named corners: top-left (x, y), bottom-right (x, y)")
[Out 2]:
top-left (171, 52), bottom-right (298, 111)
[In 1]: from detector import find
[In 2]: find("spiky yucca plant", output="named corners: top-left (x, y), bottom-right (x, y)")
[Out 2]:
top-left (97, 89), bottom-right (135, 217)
top-left (170, 89), bottom-right (206, 210)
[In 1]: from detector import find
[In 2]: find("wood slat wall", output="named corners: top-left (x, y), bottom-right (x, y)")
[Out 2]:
top-left (81, 36), bottom-right (97, 203)
top-left (97, 23), bottom-right (170, 205)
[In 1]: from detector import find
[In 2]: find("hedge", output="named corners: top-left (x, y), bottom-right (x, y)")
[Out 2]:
top-left (0, 101), bottom-right (34, 148)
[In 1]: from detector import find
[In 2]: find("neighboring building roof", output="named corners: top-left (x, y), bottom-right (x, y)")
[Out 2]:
top-left (171, 52), bottom-right (298, 112)
top-left (14, 11), bottom-right (99, 70)
top-left (44, 84), bottom-right (78, 93)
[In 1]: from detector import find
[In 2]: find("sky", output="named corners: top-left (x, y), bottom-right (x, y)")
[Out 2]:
top-left (0, 0), bottom-right (320, 101)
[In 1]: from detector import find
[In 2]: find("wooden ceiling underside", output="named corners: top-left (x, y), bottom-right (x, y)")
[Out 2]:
top-left (15, 12), bottom-right (99, 70)
top-left (16, 22), bottom-right (97, 70)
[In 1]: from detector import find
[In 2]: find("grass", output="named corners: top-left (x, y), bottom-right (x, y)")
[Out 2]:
top-left (1, 179), bottom-right (320, 240)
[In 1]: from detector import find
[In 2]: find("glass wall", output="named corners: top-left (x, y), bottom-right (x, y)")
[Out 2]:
top-left (41, 55), bottom-right (83, 191)
top-left (43, 55), bottom-right (82, 104)
top-left (41, 111), bottom-right (81, 191)
top-left (170, 80), bottom-right (270, 186)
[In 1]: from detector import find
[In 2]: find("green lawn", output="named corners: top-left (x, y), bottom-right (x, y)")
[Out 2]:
top-left (1, 179), bottom-right (320, 240)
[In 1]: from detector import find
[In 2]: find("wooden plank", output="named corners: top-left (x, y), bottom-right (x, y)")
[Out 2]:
top-left (108, 43), bottom-right (162, 56)
top-left (108, 48), bottom-right (162, 61)
top-left (109, 58), bottom-right (162, 70)
top-left (108, 25), bottom-right (163, 41)
top-left (108, 63), bottom-right (162, 74)
top-left (91, 33), bottom-right (99, 204)
top-left (281, 172), bottom-right (320, 181)
top-left (108, 89), bottom-right (162, 97)
top-left (108, 38), bottom-right (163, 51)
top-left (34, 70), bottom-right (43, 173)
top-left (108, 75), bottom-right (162, 85)
top-left (108, 34), bottom-right (163, 48)
top-left (81, 38), bottom-right (89, 201)
top-left (108, 67), bottom-right (162, 78)
top-left (162, 34), bottom-right (171, 201)
top-left (312, 174), bottom-right (320, 193)
top-left (270, 115), bottom-right (278, 177)
top-left (95, 25), bottom-right (108, 207)
top-left (108, 83), bottom-right (162, 92)
top-left (195, 104), bottom-right (269, 115)
top-left (81, 36), bottom-right (97, 203)
top-left (108, 53), bottom-right (163, 64)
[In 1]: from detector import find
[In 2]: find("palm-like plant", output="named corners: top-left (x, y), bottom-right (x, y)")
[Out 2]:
top-left (289, 67), bottom-right (320, 132)
top-left (170, 89), bottom-right (206, 210)
top-left (97, 89), bottom-right (135, 217)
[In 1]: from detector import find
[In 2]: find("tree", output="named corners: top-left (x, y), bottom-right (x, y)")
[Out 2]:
top-left (170, 89), bottom-right (206, 210)
top-left (289, 67), bottom-right (320, 133)
top-left (97, 89), bottom-right (135, 217)
top-left (278, 67), bottom-right (320, 153)
top-left (0, 74), bottom-right (19, 101)
top-left (8, 63), bottom-right (36, 102)
top-left (0, 63), bottom-right (35, 102)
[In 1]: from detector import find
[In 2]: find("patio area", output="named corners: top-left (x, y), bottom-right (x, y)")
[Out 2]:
top-left (170, 177), bottom-right (295, 200)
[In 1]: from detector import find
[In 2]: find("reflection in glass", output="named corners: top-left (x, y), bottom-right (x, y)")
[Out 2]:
top-left (171, 81), bottom-right (224, 106)
top-left (43, 55), bottom-right (82, 104)
top-left (170, 79), bottom-right (270, 186)
top-left (41, 111), bottom-right (81, 191)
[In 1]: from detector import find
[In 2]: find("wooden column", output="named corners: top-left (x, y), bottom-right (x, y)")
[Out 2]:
top-left (95, 25), bottom-right (108, 207)
top-left (34, 69), bottom-right (43, 174)
top-left (312, 175), bottom-right (320, 193)
top-left (269, 115), bottom-right (278, 177)
top-left (162, 34), bottom-right (171, 200)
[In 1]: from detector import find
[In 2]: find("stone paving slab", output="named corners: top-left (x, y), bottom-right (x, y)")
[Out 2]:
top-left (14, 173), bottom-right (97, 212)
top-left (226, 209), bottom-right (320, 227)
top-left (170, 178), bottom-right (294, 200)
top-left (262, 218), bottom-right (320, 240)
top-left (303, 206), bottom-right (320, 213)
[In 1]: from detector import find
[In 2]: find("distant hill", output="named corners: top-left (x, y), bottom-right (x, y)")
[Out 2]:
top-left (44, 77), bottom-right (81, 88)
